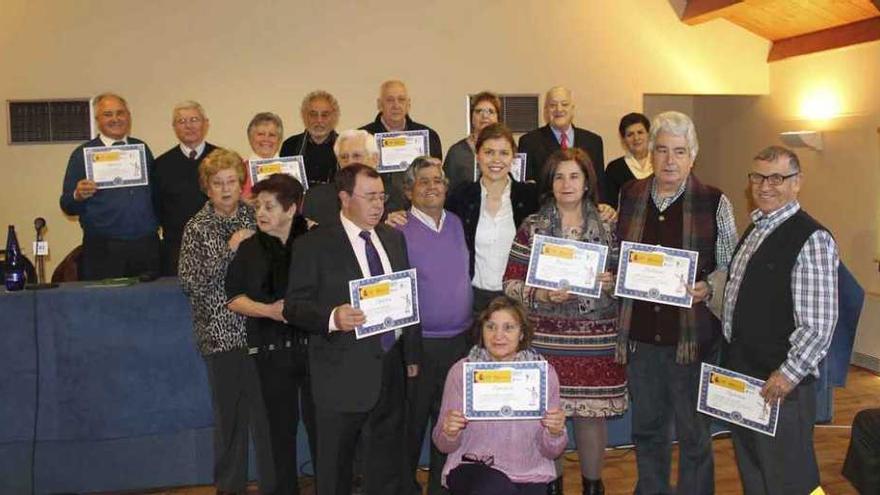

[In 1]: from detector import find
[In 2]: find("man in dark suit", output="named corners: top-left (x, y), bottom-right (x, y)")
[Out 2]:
top-left (518, 86), bottom-right (609, 201)
top-left (59, 92), bottom-right (159, 280)
top-left (284, 163), bottom-right (421, 495)
top-left (153, 100), bottom-right (217, 275)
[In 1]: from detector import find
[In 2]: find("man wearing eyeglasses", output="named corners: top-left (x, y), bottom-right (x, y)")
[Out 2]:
top-left (280, 90), bottom-right (340, 187)
top-left (60, 92), bottom-right (160, 280)
top-left (722, 145), bottom-right (838, 495)
top-left (153, 100), bottom-right (217, 275)
top-left (285, 163), bottom-right (421, 495)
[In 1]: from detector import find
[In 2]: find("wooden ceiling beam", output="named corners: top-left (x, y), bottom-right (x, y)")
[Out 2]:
top-left (682, 0), bottom-right (744, 25)
top-left (768, 16), bottom-right (880, 62)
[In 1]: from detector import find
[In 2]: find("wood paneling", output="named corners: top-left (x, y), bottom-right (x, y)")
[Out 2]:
top-left (768, 17), bottom-right (880, 61)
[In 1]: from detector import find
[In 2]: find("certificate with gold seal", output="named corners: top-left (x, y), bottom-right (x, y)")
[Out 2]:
top-left (697, 363), bottom-right (780, 436)
top-left (248, 156), bottom-right (309, 191)
top-left (375, 130), bottom-right (429, 173)
top-left (525, 234), bottom-right (608, 298)
top-left (463, 361), bottom-right (548, 420)
top-left (614, 241), bottom-right (699, 308)
top-left (83, 144), bottom-right (148, 189)
top-left (349, 269), bottom-right (419, 339)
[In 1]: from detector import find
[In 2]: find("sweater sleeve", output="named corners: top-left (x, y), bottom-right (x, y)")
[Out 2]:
top-left (537, 365), bottom-right (568, 459)
top-left (432, 360), bottom-right (465, 454)
top-left (60, 146), bottom-right (86, 216)
top-left (503, 222), bottom-right (538, 305)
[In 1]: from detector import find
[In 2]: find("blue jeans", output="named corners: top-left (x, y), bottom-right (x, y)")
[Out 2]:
top-left (627, 341), bottom-right (717, 495)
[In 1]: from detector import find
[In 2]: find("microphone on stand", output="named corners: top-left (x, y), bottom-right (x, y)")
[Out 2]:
top-left (27, 217), bottom-right (57, 290)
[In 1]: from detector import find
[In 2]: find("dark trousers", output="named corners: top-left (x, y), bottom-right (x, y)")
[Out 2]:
top-left (314, 342), bottom-right (407, 495)
top-left (204, 348), bottom-right (276, 493)
top-left (843, 408), bottom-right (880, 494)
top-left (160, 238), bottom-right (182, 276)
top-left (446, 463), bottom-right (546, 495)
top-left (81, 232), bottom-right (160, 280)
top-left (472, 287), bottom-right (502, 315)
top-left (407, 333), bottom-right (470, 494)
top-left (731, 378), bottom-right (819, 495)
top-left (627, 341), bottom-right (717, 495)
top-left (255, 343), bottom-right (317, 495)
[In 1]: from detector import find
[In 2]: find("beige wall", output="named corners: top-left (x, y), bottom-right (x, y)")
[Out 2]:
top-left (0, 0), bottom-right (769, 274)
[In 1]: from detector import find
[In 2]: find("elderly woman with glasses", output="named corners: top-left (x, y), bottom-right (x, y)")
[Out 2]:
top-left (433, 296), bottom-right (566, 494)
top-left (443, 91), bottom-right (503, 191)
top-left (178, 148), bottom-right (275, 495)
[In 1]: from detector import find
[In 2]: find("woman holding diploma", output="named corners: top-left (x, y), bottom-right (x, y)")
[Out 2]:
top-left (178, 149), bottom-right (276, 495)
top-left (503, 148), bottom-right (626, 495)
top-left (433, 296), bottom-right (566, 494)
top-left (446, 123), bottom-right (539, 313)
top-left (225, 173), bottom-right (315, 495)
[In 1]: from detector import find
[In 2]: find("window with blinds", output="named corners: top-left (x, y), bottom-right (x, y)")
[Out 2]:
top-left (7, 99), bottom-right (91, 144)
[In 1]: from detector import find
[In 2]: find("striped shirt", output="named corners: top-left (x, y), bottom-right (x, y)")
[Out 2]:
top-left (650, 180), bottom-right (738, 267)
top-left (722, 201), bottom-right (839, 384)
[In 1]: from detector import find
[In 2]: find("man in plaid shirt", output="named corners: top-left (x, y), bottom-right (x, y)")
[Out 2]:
top-left (722, 145), bottom-right (839, 495)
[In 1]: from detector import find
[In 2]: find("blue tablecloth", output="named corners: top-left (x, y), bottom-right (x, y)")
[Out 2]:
top-left (0, 272), bottom-right (858, 494)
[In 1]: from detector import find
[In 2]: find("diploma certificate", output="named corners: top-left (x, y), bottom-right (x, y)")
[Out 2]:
top-left (614, 241), bottom-right (699, 308)
top-left (83, 144), bottom-right (149, 189)
top-left (473, 152), bottom-right (527, 182)
top-left (525, 234), bottom-right (608, 298)
top-left (463, 361), bottom-right (548, 420)
top-left (248, 156), bottom-right (309, 191)
top-left (697, 363), bottom-right (780, 436)
top-left (375, 130), bottom-right (429, 173)
top-left (349, 269), bottom-right (419, 339)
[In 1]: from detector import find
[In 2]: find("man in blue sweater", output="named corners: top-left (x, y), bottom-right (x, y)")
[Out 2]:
top-left (396, 156), bottom-right (473, 494)
top-left (60, 93), bottom-right (159, 280)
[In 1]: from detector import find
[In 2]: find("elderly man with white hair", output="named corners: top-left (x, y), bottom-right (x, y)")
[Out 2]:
top-left (614, 111), bottom-right (737, 495)
top-left (280, 90), bottom-right (341, 187)
top-left (154, 100), bottom-right (218, 275)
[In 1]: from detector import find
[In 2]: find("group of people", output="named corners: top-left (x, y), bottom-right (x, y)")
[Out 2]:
top-left (58, 81), bottom-right (839, 495)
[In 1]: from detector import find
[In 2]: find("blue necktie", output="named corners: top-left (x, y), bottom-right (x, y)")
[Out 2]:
top-left (359, 231), bottom-right (395, 351)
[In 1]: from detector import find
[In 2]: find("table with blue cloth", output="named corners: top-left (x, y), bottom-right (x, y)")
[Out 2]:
top-left (0, 266), bottom-right (860, 494)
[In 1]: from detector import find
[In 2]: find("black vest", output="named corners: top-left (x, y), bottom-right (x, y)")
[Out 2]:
top-left (724, 210), bottom-right (826, 380)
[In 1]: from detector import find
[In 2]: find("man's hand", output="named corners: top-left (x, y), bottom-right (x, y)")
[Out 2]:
top-left (686, 281), bottom-right (711, 304)
top-left (760, 370), bottom-right (796, 403)
top-left (541, 408), bottom-right (566, 437)
top-left (333, 304), bottom-right (366, 332)
top-left (227, 229), bottom-right (255, 252)
top-left (385, 210), bottom-right (409, 227)
top-left (598, 203), bottom-right (617, 223)
top-left (407, 364), bottom-right (419, 378)
top-left (74, 179), bottom-right (98, 201)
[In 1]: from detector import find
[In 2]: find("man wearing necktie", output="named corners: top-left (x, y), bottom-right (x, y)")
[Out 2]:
top-left (60, 92), bottom-right (160, 280)
top-left (284, 163), bottom-right (421, 494)
top-left (517, 86), bottom-right (609, 201)
top-left (153, 100), bottom-right (218, 275)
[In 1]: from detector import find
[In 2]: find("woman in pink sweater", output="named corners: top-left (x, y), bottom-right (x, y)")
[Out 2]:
top-left (433, 296), bottom-right (568, 494)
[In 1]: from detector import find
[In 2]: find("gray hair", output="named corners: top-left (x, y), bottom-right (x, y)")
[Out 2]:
top-left (403, 156), bottom-right (447, 190)
top-left (300, 90), bottom-right (340, 121)
top-left (247, 112), bottom-right (283, 137)
top-left (92, 92), bottom-right (128, 113)
top-left (172, 100), bottom-right (207, 121)
top-left (649, 111), bottom-right (699, 161)
top-left (334, 129), bottom-right (379, 158)
top-left (754, 145), bottom-right (801, 173)
top-left (379, 79), bottom-right (408, 97)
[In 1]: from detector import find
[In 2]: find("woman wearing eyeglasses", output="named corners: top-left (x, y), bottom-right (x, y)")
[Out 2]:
top-left (443, 92), bottom-right (503, 191)
top-left (433, 296), bottom-right (566, 494)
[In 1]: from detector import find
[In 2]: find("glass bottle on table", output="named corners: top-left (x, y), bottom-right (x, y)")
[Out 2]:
top-left (4, 225), bottom-right (26, 291)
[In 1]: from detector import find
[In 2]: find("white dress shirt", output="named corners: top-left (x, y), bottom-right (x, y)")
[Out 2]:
top-left (180, 141), bottom-right (206, 159)
top-left (472, 179), bottom-right (515, 291)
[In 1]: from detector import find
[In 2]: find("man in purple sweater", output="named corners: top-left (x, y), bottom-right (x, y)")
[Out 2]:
top-left (396, 156), bottom-right (473, 494)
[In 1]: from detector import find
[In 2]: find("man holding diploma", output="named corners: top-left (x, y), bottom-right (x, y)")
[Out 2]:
top-left (722, 146), bottom-right (838, 495)
top-left (284, 163), bottom-right (421, 495)
top-left (60, 92), bottom-right (159, 280)
top-left (615, 111), bottom-right (737, 494)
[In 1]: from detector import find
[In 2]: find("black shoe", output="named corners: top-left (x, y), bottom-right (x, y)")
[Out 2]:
top-left (547, 476), bottom-right (564, 495)
top-left (581, 476), bottom-right (604, 495)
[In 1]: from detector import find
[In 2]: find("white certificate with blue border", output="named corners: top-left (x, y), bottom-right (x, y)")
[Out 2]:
top-left (614, 241), bottom-right (698, 308)
top-left (464, 361), bottom-right (548, 420)
top-left (697, 363), bottom-right (780, 437)
top-left (83, 144), bottom-right (148, 189)
top-left (525, 234), bottom-right (608, 298)
top-left (376, 130), bottom-right (429, 173)
top-left (248, 156), bottom-right (309, 191)
top-left (472, 152), bottom-right (527, 182)
top-left (349, 269), bottom-right (419, 339)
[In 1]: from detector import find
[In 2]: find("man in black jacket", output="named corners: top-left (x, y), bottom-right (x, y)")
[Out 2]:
top-left (360, 80), bottom-right (442, 160)
top-left (279, 90), bottom-right (340, 187)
